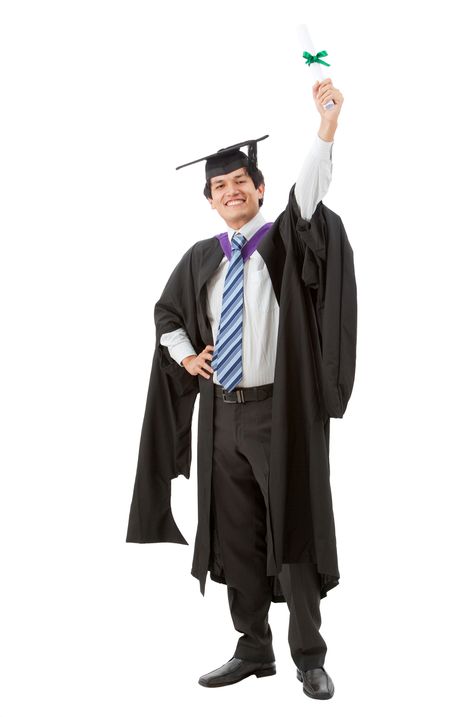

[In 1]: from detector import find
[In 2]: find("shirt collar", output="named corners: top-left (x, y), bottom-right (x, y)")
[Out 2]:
top-left (226, 210), bottom-right (267, 243)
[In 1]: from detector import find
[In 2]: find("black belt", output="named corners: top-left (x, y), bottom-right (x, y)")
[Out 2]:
top-left (214, 382), bottom-right (274, 403)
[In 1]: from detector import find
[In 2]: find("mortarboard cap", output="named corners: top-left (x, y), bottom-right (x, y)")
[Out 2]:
top-left (175, 134), bottom-right (269, 180)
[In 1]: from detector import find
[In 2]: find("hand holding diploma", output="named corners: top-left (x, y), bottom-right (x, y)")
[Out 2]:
top-left (312, 78), bottom-right (344, 124)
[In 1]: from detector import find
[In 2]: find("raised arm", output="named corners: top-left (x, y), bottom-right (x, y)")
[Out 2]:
top-left (294, 78), bottom-right (344, 220)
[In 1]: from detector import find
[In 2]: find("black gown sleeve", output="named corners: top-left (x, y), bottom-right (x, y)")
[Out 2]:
top-left (126, 247), bottom-right (199, 544)
top-left (288, 186), bottom-right (357, 418)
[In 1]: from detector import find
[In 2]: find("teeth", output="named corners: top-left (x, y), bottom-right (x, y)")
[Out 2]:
top-left (227, 200), bottom-right (244, 206)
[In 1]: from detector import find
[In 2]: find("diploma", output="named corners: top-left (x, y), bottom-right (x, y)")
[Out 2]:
top-left (297, 24), bottom-right (335, 111)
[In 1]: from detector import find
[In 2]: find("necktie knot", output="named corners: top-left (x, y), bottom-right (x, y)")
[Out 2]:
top-left (231, 232), bottom-right (246, 252)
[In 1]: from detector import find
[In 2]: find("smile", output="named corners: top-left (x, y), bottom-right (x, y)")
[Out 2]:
top-left (226, 199), bottom-right (245, 206)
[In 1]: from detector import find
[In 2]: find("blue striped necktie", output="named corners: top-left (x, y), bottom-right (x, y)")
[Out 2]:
top-left (211, 231), bottom-right (247, 391)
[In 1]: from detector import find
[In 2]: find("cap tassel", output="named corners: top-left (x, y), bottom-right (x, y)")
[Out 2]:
top-left (247, 142), bottom-right (257, 172)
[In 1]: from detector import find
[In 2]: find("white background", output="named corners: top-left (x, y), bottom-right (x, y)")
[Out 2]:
top-left (1, 0), bottom-right (449, 714)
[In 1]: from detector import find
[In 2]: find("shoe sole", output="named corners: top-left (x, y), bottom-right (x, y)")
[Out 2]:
top-left (297, 671), bottom-right (334, 700)
top-left (199, 666), bottom-right (276, 687)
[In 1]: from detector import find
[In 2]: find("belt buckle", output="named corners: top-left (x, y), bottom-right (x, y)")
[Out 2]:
top-left (222, 387), bottom-right (245, 403)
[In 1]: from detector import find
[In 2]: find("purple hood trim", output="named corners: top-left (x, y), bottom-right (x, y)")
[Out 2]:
top-left (215, 222), bottom-right (274, 262)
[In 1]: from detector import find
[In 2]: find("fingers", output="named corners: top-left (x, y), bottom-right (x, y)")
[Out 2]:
top-left (319, 89), bottom-right (334, 103)
top-left (313, 78), bottom-right (332, 90)
top-left (316, 87), bottom-right (344, 107)
top-left (203, 360), bottom-right (214, 375)
top-left (313, 78), bottom-right (338, 102)
top-left (203, 345), bottom-right (214, 375)
top-left (198, 357), bottom-right (213, 377)
top-left (192, 359), bottom-right (211, 378)
top-left (194, 345), bottom-right (215, 378)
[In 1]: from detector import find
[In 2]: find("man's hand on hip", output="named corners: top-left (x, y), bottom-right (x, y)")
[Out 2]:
top-left (182, 345), bottom-right (215, 379)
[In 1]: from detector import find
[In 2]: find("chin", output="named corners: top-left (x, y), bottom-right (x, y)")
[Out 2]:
top-left (228, 213), bottom-right (249, 225)
top-left (228, 205), bottom-right (251, 217)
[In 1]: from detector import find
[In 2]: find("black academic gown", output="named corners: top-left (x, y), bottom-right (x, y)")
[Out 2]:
top-left (126, 185), bottom-right (357, 601)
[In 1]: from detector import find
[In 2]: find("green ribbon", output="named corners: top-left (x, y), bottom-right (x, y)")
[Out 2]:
top-left (302, 50), bottom-right (331, 67)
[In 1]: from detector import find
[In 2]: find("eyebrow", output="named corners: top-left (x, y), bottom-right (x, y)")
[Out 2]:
top-left (211, 172), bottom-right (247, 186)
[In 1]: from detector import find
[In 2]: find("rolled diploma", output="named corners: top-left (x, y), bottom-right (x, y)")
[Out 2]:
top-left (297, 24), bottom-right (335, 111)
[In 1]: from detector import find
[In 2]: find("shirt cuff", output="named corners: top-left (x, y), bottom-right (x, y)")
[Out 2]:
top-left (168, 340), bottom-right (197, 366)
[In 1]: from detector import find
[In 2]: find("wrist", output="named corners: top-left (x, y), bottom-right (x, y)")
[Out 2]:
top-left (181, 354), bottom-right (196, 368)
top-left (318, 119), bottom-right (338, 142)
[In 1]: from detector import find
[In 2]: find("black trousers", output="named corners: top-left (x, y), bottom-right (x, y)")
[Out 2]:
top-left (211, 389), bottom-right (327, 672)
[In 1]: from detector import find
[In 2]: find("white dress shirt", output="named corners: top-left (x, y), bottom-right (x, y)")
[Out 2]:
top-left (160, 134), bottom-right (333, 386)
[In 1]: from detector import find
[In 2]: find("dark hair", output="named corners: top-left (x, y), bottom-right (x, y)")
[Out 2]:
top-left (203, 166), bottom-right (265, 207)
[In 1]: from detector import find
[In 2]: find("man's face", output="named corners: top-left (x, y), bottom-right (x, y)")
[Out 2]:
top-left (208, 167), bottom-right (265, 229)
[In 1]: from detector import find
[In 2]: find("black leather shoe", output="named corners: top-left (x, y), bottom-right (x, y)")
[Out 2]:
top-left (297, 666), bottom-right (335, 700)
top-left (198, 657), bottom-right (276, 687)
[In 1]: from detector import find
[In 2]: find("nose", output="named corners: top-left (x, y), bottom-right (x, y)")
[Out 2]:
top-left (225, 187), bottom-right (241, 199)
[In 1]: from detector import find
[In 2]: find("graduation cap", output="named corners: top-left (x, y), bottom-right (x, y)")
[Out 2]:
top-left (175, 134), bottom-right (269, 180)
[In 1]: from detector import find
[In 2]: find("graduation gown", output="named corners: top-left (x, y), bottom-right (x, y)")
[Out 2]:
top-left (126, 185), bottom-right (357, 601)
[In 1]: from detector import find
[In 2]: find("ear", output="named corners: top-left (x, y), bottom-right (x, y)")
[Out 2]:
top-left (207, 197), bottom-right (216, 210)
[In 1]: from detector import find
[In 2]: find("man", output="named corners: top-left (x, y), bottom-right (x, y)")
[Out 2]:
top-left (126, 79), bottom-right (357, 701)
